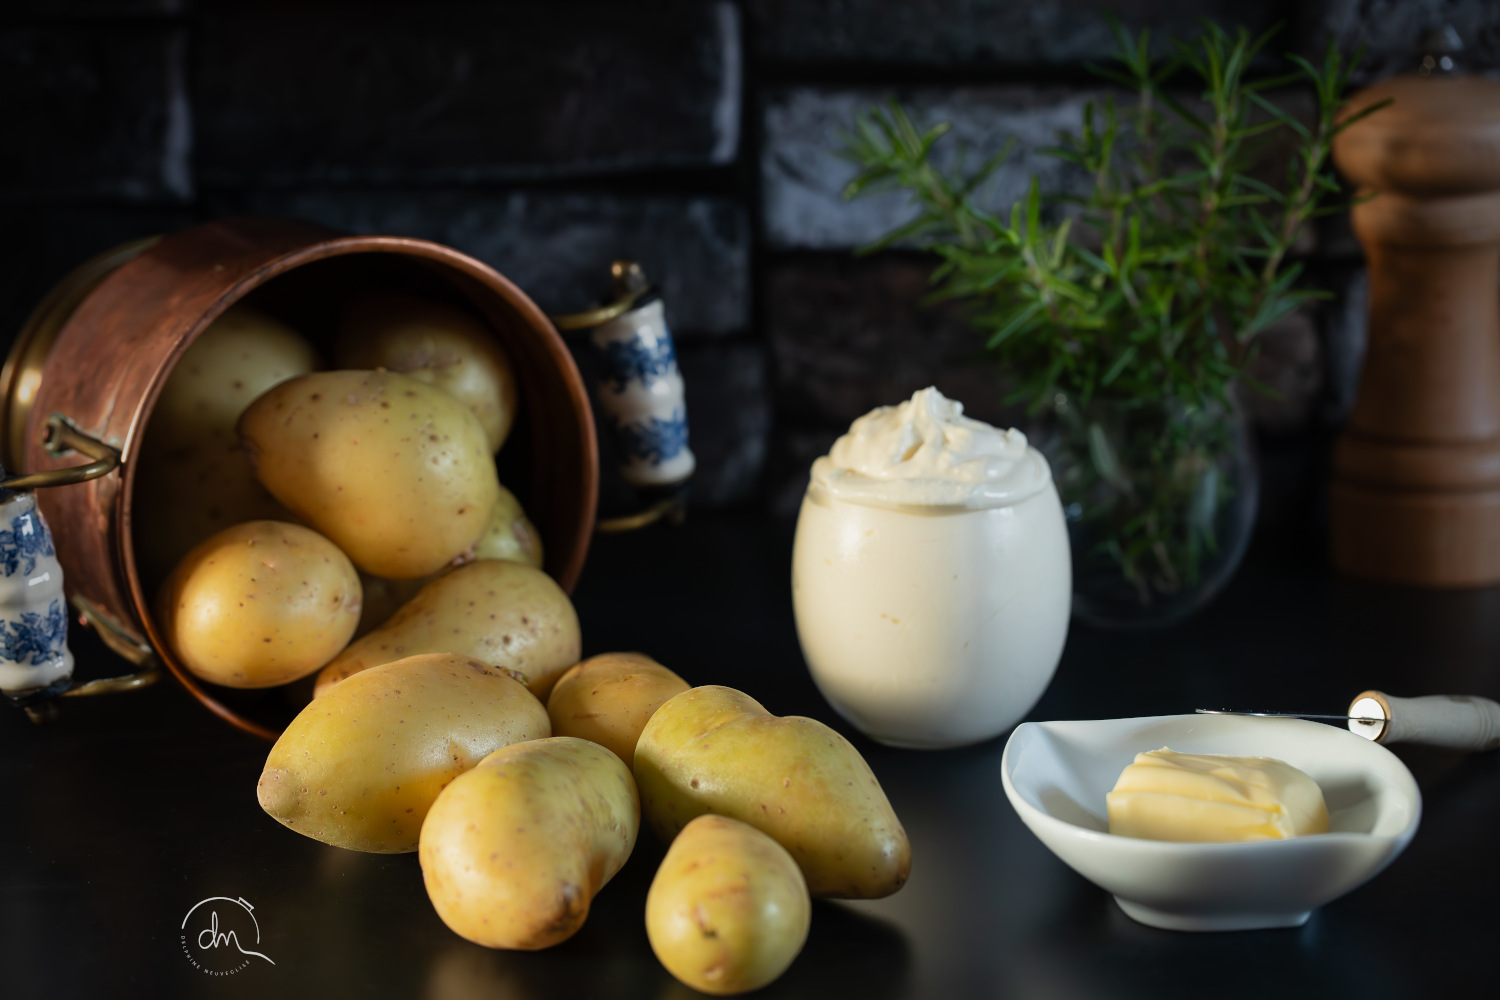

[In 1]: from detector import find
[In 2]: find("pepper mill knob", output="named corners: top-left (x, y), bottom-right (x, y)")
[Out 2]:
top-left (1416, 24), bottom-right (1462, 76)
top-left (1328, 40), bottom-right (1500, 585)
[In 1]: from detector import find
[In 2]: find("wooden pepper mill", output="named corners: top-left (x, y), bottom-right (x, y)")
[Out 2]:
top-left (1329, 32), bottom-right (1500, 586)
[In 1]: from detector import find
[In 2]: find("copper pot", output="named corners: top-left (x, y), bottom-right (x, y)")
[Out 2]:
top-left (1, 218), bottom-right (599, 738)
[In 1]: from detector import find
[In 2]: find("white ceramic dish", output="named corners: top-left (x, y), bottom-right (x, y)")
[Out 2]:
top-left (1001, 714), bottom-right (1421, 931)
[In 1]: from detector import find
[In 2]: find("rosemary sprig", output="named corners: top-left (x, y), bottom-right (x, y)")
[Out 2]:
top-left (840, 24), bottom-right (1383, 417)
top-left (840, 24), bottom-right (1386, 609)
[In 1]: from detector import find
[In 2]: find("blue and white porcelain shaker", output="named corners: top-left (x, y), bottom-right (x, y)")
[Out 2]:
top-left (591, 296), bottom-right (696, 488)
top-left (0, 478), bottom-right (73, 696)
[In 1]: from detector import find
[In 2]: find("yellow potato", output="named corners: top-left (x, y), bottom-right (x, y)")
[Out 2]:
top-left (314, 560), bottom-right (580, 700)
top-left (350, 484), bottom-right (541, 639)
top-left (635, 686), bottom-right (911, 899)
top-left (547, 653), bottom-right (689, 764)
top-left (646, 815), bottom-right (810, 995)
top-left (238, 370), bottom-right (500, 579)
top-left (337, 293), bottom-right (519, 452)
top-left (474, 483), bottom-right (544, 569)
top-left (157, 520), bottom-right (360, 689)
top-left (134, 304), bottom-right (317, 584)
top-left (419, 737), bottom-right (639, 950)
top-left (147, 304), bottom-right (320, 456)
top-left (258, 652), bottom-right (548, 853)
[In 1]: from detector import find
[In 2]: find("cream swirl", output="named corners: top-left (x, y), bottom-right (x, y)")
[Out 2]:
top-left (810, 387), bottom-right (1051, 509)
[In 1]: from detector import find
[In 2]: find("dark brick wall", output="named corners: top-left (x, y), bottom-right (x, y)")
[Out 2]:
top-left (3, 0), bottom-right (1495, 515)
top-left (196, 3), bottom-right (740, 186)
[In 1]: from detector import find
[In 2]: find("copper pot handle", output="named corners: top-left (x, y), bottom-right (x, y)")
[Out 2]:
top-left (0, 416), bottom-right (157, 721)
top-left (0, 414), bottom-right (120, 491)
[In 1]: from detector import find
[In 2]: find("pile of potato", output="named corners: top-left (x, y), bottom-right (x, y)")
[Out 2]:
top-left (261, 652), bottom-right (910, 994)
top-left (141, 296), bottom-right (911, 995)
top-left (140, 297), bottom-right (569, 698)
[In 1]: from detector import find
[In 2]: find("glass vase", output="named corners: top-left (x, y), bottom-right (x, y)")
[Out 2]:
top-left (1037, 394), bottom-right (1258, 629)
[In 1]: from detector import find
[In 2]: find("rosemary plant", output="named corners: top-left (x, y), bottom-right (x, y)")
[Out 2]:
top-left (841, 23), bottom-right (1385, 614)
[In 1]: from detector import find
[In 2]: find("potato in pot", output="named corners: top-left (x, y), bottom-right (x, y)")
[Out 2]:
top-left (237, 369), bottom-right (499, 580)
top-left (147, 304), bottom-right (320, 456)
top-left (134, 304), bottom-right (317, 585)
top-left (315, 560), bottom-right (581, 700)
top-left (157, 520), bottom-right (360, 689)
top-left (336, 293), bottom-right (519, 453)
top-left (473, 483), bottom-right (544, 569)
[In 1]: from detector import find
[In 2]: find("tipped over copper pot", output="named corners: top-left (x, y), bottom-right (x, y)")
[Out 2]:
top-left (1, 218), bottom-right (599, 738)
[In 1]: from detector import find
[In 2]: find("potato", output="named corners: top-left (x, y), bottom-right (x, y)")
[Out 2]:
top-left (646, 815), bottom-right (810, 995)
top-left (157, 520), bottom-right (360, 689)
top-left (350, 484), bottom-right (541, 639)
top-left (419, 737), bottom-right (639, 950)
top-left (635, 686), bottom-right (911, 899)
top-left (337, 293), bottom-right (519, 452)
top-left (133, 445), bottom-right (295, 588)
top-left (238, 369), bottom-right (500, 579)
top-left (134, 304), bottom-right (317, 584)
top-left (547, 653), bottom-right (689, 764)
top-left (258, 652), bottom-right (548, 853)
top-left (147, 304), bottom-right (319, 456)
top-left (474, 484), bottom-right (544, 569)
top-left (314, 560), bottom-right (580, 700)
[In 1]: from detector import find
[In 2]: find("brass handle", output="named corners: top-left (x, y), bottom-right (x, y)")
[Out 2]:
top-left (595, 497), bottom-right (686, 534)
top-left (0, 415), bottom-right (120, 491)
top-left (550, 291), bottom-right (645, 331)
top-left (61, 671), bottom-right (160, 697)
top-left (12, 598), bottom-right (162, 722)
top-left (548, 260), bottom-right (649, 331)
top-left (64, 594), bottom-right (162, 702)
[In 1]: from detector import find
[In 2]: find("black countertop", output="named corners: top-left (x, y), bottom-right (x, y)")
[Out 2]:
top-left (3, 513), bottom-right (1497, 999)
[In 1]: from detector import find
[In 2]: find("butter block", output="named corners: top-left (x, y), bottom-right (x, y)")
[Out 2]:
top-left (1106, 747), bottom-right (1330, 843)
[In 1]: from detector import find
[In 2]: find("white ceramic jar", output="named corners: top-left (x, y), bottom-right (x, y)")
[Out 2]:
top-left (792, 388), bottom-right (1070, 749)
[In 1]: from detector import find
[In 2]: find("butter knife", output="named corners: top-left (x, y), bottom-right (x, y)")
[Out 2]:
top-left (1197, 691), bottom-right (1500, 752)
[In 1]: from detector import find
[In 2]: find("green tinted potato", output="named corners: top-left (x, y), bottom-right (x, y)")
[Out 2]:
top-left (635, 686), bottom-right (911, 899)
top-left (147, 304), bottom-right (319, 455)
top-left (420, 737), bottom-right (639, 949)
top-left (473, 484), bottom-right (544, 568)
top-left (646, 815), bottom-right (810, 995)
top-left (257, 653), bottom-right (549, 853)
top-left (134, 305), bottom-right (316, 584)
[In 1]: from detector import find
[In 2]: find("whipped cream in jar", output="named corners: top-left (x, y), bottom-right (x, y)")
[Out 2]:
top-left (792, 388), bottom-right (1070, 749)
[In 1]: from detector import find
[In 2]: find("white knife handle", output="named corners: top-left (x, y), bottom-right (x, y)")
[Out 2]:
top-left (1349, 690), bottom-right (1500, 751)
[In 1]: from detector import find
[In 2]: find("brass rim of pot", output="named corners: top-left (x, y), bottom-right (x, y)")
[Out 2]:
top-left (0, 236), bottom-right (161, 473)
